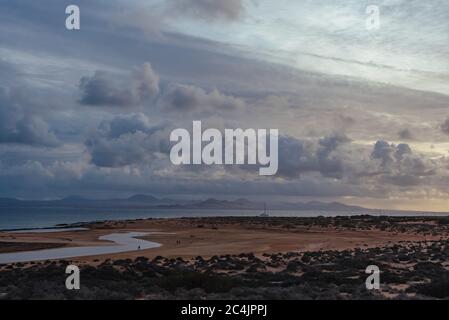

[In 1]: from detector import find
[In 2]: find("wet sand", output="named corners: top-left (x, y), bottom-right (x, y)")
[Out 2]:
top-left (0, 242), bottom-right (66, 254)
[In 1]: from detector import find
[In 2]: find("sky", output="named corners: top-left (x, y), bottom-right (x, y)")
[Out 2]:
top-left (1, 0), bottom-right (449, 211)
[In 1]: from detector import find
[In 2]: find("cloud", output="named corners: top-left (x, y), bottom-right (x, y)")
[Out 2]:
top-left (275, 136), bottom-right (315, 178)
top-left (0, 88), bottom-right (59, 147)
top-left (0, 58), bottom-right (18, 85)
top-left (272, 135), bottom-right (437, 188)
top-left (441, 118), bottom-right (449, 135)
top-left (159, 83), bottom-right (245, 112)
top-left (79, 62), bottom-right (160, 107)
top-left (235, 133), bottom-right (351, 179)
top-left (398, 128), bottom-right (413, 140)
top-left (316, 134), bottom-right (351, 178)
top-left (79, 62), bottom-right (245, 113)
top-left (2, 0), bottom-right (449, 207)
top-left (167, 0), bottom-right (245, 21)
top-left (0, 157), bottom-right (364, 200)
top-left (370, 140), bottom-right (436, 186)
top-left (85, 113), bottom-right (169, 168)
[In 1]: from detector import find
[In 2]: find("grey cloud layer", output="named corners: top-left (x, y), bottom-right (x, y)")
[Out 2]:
top-left (79, 63), bottom-right (245, 112)
top-left (1, 1), bottom-right (449, 208)
top-left (370, 141), bottom-right (437, 186)
top-left (167, 0), bottom-right (245, 21)
top-left (160, 83), bottom-right (245, 111)
top-left (79, 63), bottom-right (160, 107)
top-left (0, 88), bottom-right (59, 147)
top-left (441, 118), bottom-right (449, 135)
top-left (85, 113), bottom-right (169, 167)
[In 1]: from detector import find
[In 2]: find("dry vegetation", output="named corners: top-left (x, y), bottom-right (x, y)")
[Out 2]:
top-left (2, 216), bottom-right (449, 299)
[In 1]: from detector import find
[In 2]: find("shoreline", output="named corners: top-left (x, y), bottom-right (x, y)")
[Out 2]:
top-left (0, 232), bottom-right (161, 265)
top-left (2, 215), bottom-right (449, 299)
top-left (0, 216), bottom-right (449, 300)
top-left (3, 209), bottom-right (449, 233)
top-left (1, 215), bottom-right (449, 265)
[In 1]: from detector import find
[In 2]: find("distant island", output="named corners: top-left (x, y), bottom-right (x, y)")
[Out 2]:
top-left (0, 194), bottom-right (372, 212)
top-left (2, 195), bottom-right (446, 215)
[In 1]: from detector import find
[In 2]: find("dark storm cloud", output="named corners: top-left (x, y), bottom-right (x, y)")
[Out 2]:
top-left (370, 140), bottom-right (436, 186)
top-left (371, 140), bottom-right (405, 167)
top-left (274, 136), bottom-right (316, 178)
top-left (234, 133), bottom-right (351, 179)
top-left (317, 134), bottom-right (351, 178)
top-left (79, 63), bottom-right (160, 107)
top-left (0, 132), bottom-right (444, 200)
top-left (85, 113), bottom-right (170, 167)
top-left (273, 136), bottom-right (437, 188)
top-left (167, 0), bottom-right (245, 21)
top-left (0, 88), bottom-right (59, 147)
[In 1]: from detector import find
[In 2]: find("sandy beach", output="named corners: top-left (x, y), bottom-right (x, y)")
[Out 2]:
top-left (0, 216), bottom-right (444, 265)
top-left (2, 216), bottom-right (449, 300)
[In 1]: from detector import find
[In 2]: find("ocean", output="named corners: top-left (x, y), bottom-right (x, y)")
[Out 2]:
top-left (1, 207), bottom-right (448, 231)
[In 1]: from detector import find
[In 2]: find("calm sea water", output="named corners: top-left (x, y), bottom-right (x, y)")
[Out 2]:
top-left (0, 207), bottom-right (448, 231)
top-left (0, 232), bottom-right (161, 264)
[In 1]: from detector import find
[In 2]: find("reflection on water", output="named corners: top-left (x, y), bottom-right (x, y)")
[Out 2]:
top-left (0, 232), bottom-right (161, 265)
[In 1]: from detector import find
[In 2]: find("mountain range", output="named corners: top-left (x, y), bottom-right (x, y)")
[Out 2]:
top-left (0, 195), bottom-right (370, 212)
